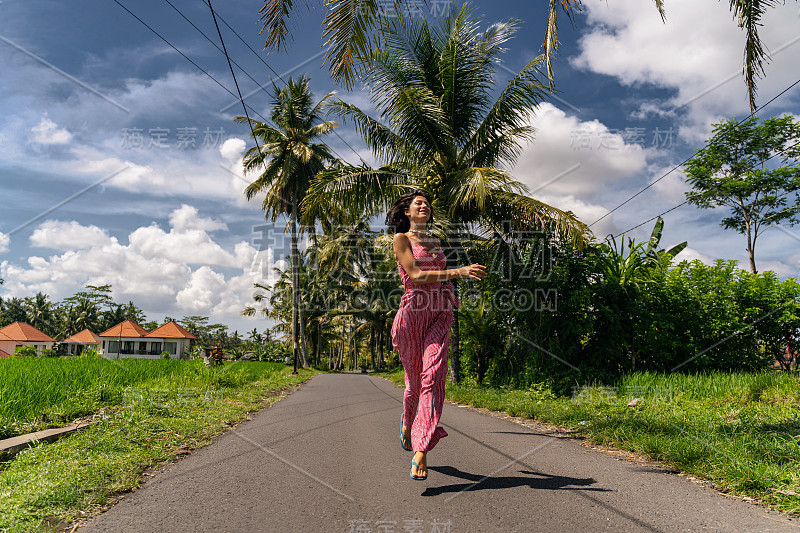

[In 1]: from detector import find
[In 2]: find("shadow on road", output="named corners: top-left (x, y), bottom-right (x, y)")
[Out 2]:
top-left (421, 465), bottom-right (607, 497)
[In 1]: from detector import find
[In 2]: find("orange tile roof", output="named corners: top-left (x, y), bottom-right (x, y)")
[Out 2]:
top-left (97, 320), bottom-right (149, 338)
top-left (146, 321), bottom-right (196, 339)
top-left (62, 329), bottom-right (100, 344)
top-left (0, 330), bottom-right (11, 342)
top-left (0, 322), bottom-right (55, 342)
top-left (0, 347), bottom-right (11, 358)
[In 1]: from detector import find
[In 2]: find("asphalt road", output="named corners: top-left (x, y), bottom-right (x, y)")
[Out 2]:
top-left (79, 373), bottom-right (799, 532)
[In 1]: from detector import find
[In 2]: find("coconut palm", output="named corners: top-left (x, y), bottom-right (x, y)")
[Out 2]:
top-left (235, 75), bottom-right (337, 370)
top-left (303, 5), bottom-right (590, 380)
top-left (260, 0), bottom-right (773, 111)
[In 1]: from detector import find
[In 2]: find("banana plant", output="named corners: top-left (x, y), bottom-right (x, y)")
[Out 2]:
top-left (599, 217), bottom-right (687, 289)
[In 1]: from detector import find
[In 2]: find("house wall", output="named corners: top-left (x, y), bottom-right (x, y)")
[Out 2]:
top-left (97, 337), bottom-right (192, 360)
top-left (0, 340), bottom-right (54, 355)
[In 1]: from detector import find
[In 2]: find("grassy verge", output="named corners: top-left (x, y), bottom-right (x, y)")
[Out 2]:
top-left (0, 358), bottom-right (316, 532)
top-left (378, 368), bottom-right (800, 515)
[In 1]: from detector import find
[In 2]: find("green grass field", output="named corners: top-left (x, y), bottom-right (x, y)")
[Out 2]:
top-left (0, 358), bottom-right (315, 532)
top-left (0, 357), bottom-right (285, 440)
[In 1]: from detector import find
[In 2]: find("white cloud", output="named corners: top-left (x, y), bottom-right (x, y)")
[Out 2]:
top-left (572, 0), bottom-right (800, 142)
top-left (220, 138), bottom-right (246, 161)
top-left (673, 246), bottom-right (715, 266)
top-left (30, 117), bottom-right (73, 145)
top-left (512, 103), bottom-right (648, 200)
top-left (0, 233), bottom-right (9, 254)
top-left (30, 220), bottom-right (113, 251)
top-left (169, 204), bottom-right (227, 233)
top-left (0, 206), bottom-right (265, 323)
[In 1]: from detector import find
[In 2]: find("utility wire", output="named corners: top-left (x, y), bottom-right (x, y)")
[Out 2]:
top-left (209, 7), bottom-right (367, 165)
top-left (204, 0), bottom-right (265, 191)
top-left (590, 75), bottom-right (800, 229)
top-left (612, 135), bottom-right (800, 238)
top-left (111, 0), bottom-right (271, 125)
top-left (162, 0), bottom-right (366, 165)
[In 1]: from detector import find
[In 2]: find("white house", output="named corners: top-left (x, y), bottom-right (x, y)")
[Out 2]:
top-left (96, 320), bottom-right (195, 359)
top-left (145, 321), bottom-right (195, 359)
top-left (0, 322), bottom-right (56, 356)
top-left (61, 329), bottom-right (100, 355)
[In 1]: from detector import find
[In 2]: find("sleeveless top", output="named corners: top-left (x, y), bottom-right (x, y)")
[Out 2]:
top-left (397, 239), bottom-right (460, 308)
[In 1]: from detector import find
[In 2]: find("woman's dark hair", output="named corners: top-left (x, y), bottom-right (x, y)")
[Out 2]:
top-left (385, 190), bottom-right (434, 234)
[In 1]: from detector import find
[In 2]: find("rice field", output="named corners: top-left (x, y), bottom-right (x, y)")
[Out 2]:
top-left (0, 357), bottom-right (285, 440)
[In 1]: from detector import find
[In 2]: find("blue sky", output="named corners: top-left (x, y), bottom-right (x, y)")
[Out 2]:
top-left (1, 0), bottom-right (799, 335)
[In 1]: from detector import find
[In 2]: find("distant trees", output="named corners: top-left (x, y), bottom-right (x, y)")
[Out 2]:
top-left (684, 115), bottom-right (800, 274)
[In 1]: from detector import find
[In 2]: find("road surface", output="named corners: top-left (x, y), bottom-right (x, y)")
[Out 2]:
top-left (80, 373), bottom-right (798, 532)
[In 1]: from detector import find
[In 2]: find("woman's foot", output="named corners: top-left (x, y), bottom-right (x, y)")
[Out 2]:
top-left (401, 422), bottom-right (412, 451)
top-left (410, 451), bottom-right (427, 479)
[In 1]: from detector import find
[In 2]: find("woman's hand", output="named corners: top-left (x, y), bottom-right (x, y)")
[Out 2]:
top-left (456, 263), bottom-right (487, 280)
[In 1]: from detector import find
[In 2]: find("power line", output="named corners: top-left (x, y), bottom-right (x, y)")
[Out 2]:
top-left (589, 75), bottom-right (800, 229)
top-left (204, 0), bottom-right (265, 195)
top-left (161, 0), bottom-right (366, 165)
top-left (111, 0), bottom-right (271, 125)
top-left (613, 132), bottom-right (800, 238)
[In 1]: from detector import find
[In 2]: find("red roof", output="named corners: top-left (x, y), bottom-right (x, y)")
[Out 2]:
top-left (0, 348), bottom-right (11, 358)
top-left (97, 320), bottom-right (149, 338)
top-left (62, 329), bottom-right (100, 344)
top-left (146, 321), bottom-right (196, 339)
top-left (0, 322), bottom-right (55, 342)
top-left (0, 330), bottom-right (11, 342)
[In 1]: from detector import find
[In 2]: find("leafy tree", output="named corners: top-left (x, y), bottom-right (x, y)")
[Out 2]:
top-left (22, 293), bottom-right (56, 337)
top-left (258, 0), bottom-right (780, 110)
top-left (684, 115), bottom-right (800, 274)
top-left (0, 297), bottom-right (28, 328)
top-left (235, 75), bottom-right (337, 370)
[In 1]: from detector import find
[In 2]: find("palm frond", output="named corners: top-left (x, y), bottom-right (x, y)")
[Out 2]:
top-left (482, 190), bottom-right (591, 247)
top-left (729, 0), bottom-right (776, 111)
top-left (322, 0), bottom-right (381, 89)
top-left (462, 55), bottom-right (548, 167)
top-left (260, 0), bottom-right (303, 51)
top-left (303, 164), bottom-right (411, 225)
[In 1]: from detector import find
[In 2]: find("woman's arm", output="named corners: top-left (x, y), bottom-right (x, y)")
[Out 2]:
top-left (393, 233), bottom-right (486, 284)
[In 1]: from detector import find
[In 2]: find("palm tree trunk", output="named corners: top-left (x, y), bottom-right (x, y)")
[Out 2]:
top-left (449, 280), bottom-right (461, 383)
top-left (291, 186), bottom-right (310, 369)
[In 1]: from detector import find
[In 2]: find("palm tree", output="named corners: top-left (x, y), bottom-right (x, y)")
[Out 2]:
top-left (235, 75), bottom-right (338, 370)
top-left (304, 5), bottom-right (590, 381)
top-left (260, 0), bottom-right (772, 111)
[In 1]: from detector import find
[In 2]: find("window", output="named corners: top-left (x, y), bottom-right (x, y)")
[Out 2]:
top-left (165, 342), bottom-right (177, 355)
top-left (139, 341), bottom-right (147, 353)
top-left (108, 341), bottom-right (119, 354)
top-left (150, 342), bottom-right (161, 354)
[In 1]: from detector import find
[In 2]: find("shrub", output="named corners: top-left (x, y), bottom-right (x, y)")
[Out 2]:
top-left (13, 346), bottom-right (37, 357)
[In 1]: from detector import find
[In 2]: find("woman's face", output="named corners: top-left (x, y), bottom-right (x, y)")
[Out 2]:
top-left (405, 196), bottom-right (431, 223)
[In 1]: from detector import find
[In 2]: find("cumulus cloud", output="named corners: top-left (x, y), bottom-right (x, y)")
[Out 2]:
top-left (30, 117), bottom-right (73, 145)
top-left (0, 205), bottom-right (267, 322)
top-left (0, 233), bottom-right (9, 254)
top-left (572, 0), bottom-right (800, 142)
top-left (169, 204), bottom-right (227, 233)
top-left (30, 220), bottom-right (113, 251)
top-left (220, 138), bottom-right (246, 161)
top-left (512, 103), bottom-right (648, 199)
top-left (673, 246), bottom-right (715, 266)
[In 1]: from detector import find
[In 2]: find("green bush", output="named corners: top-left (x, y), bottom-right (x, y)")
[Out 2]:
top-left (41, 348), bottom-right (58, 358)
top-left (13, 345), bottom-right (37, 357)
top-left (456, 228), bottom-right (800, 388)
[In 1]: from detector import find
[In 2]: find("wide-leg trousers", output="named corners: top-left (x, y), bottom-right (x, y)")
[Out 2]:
top-left (391, 290), bottom-right (453, 452)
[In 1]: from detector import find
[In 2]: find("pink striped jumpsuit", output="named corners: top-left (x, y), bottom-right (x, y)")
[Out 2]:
top-left (391, 239), bottom-right (460, 452)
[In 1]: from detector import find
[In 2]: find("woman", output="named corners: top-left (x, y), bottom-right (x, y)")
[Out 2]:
top-left (386, 190), bottom-right (486, 480)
